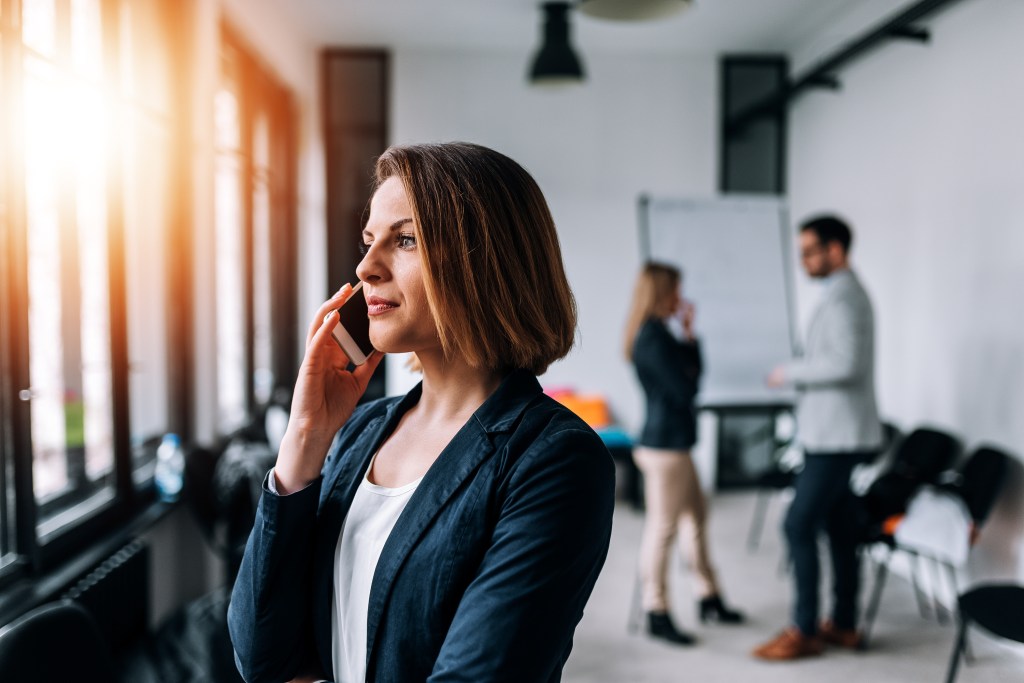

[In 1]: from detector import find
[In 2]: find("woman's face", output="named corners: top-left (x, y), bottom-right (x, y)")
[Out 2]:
top-left (356, 176), bottom-right (440, 356)
top-left (657, 280), bottom-right (682, 318)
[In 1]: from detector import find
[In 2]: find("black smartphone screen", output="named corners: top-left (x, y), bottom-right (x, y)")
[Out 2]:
top-left (337, 286), bottom-right (374, 356)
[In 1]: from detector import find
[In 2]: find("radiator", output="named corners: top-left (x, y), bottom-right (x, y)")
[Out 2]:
top-left (61, 539), bottom-right (150, 653)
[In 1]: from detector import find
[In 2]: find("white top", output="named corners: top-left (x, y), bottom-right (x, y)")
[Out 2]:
top-left (331, 461), bottom-right (421, 683)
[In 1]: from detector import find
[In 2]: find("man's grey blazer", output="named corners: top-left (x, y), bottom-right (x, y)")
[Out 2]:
top-left (783, 268), bottom-right (883, 453)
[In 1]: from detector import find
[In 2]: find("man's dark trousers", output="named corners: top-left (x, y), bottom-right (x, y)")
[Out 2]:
top-left (784, 451), bottom-right (873, 635)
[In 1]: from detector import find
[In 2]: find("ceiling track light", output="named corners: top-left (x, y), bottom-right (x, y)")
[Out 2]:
top-left (577, 0), bottom-right (693, 22)
top-left (528, 2), bottom-right (585, 87)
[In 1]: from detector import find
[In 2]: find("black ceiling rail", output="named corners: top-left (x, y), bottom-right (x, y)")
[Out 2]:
top-left (726, 0), bottom-right (972, 135)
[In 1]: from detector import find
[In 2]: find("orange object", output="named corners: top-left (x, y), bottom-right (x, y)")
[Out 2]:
top-left (881, 514), bottom-right (905, 536)
top-left (554, 394), bottom-right (611, 429)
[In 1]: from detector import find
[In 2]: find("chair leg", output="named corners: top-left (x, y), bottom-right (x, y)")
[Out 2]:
top-left (943, 561), bottom-right (959, 603)
top-left (944, 613), bottom-right (969, 683)
top-left (746, 489), bottom-right (773, 552)
top-left (962, 626), bottom-right (974, 664)
top-left (934, 559), bottom-right (962, 625)
top-left (627, 571), bottom-right (643, 634)
top-left (908, 552), bottom-right (932, 619)
top-left (861, 548), bottom-right (890, 648)
top-left (929, 558), bottom-right (950, 625)
top-left (937, 561), bottom-right (972, 659)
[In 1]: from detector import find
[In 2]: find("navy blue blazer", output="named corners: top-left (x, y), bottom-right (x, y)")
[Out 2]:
top-left (632, 318), bottom-right (703, 450)
top-left (228, 370), bottom-right (615, 682)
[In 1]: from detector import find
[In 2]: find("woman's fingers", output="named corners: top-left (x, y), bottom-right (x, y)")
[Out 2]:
top-left (352, 350), bottom-right (385, 392)
top-left (310, 307), bottom-right (352, 367)
top-left (306, 283), bottom-right (356, 349)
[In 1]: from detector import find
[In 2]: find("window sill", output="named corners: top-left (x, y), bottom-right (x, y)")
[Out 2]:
top-left (0, 498), bottom-right (176, 628)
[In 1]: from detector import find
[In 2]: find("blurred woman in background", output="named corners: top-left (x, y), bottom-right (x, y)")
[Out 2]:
top-left (624, 261), bottom-right (744, 646)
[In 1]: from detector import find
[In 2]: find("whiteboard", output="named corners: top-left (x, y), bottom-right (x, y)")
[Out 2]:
top-left (640, 196), bottom-right (797, 406)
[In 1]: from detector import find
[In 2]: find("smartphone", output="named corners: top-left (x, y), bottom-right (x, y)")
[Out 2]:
top-left (330, 282), bottom-right (375, 365)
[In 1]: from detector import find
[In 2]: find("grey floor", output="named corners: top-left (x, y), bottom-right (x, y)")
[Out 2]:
top-left (563, 491), bottom-right (1024, 683)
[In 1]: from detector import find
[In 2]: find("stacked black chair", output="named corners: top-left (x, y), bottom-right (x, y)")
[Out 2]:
top-left (945, 583), bottom-right (1024, 683)
top-left (860, 427), bottom-right (963, 532)
top-left (950, 446), bottom-right (1009, 525)
top-left (861, 438), bottom-right (1015, 648)
top-left (0, 600), bottom-right (117, 682)
top-left (860, 427), bottom-right (963, 645)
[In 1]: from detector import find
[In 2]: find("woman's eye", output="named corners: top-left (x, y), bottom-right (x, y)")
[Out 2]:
top-left (397, 234), bottom-right (417, 250)
top-left (358, 242), bottom-right (370, 256)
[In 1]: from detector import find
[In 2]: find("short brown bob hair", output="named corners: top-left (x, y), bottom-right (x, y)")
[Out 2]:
top-left (374, 142), bottom-right (577, 375)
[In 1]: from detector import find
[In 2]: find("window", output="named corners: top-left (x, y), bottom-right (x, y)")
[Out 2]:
top-left (214, 27), bottom-right (298, 434)
top-left (0, 0), bottom-right (299, 592)
top-left (120, 0), bottom-right (174, 486)
top-left (0, 0), bottom-right (178, 584)
top-left (1, 0), bottom-right (16, 575)
top-left (23, 0), bottom-right (117, 539)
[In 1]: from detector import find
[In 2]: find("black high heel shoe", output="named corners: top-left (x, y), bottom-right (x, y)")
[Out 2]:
top-left (646, 611), bottom-right (697, 645)
top-left (698, 595), bottom-right (745, 624)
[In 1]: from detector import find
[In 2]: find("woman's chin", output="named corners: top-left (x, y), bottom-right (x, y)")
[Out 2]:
top-left (369, 337), bottom-right (409, 356)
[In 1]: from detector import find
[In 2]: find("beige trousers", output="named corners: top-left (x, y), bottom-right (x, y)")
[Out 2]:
top-left (633, 447), bottom-right (719, 611)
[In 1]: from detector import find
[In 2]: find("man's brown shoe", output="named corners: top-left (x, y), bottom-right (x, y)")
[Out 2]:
top-left (752, 627), bottom-right (825, 661)
top-left (820, 620), bottom-right (864, 650)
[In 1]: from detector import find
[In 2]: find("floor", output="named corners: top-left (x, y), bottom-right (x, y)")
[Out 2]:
top-left (562, 491), bottom-right (1024, 683)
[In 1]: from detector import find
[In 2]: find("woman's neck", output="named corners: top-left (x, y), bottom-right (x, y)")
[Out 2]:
top-left (414, 351), bottom-right (504, 423)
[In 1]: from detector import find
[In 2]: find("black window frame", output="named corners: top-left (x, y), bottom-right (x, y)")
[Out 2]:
top-left (0, 0), bottom-right (186, 591)
top-left (0, 0), bottom-right (301, 599)
top-left (214, 22), bottom-right (299, 432)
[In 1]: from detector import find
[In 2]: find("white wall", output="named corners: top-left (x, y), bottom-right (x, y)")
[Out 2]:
top-left (789, 0), bottom-right (1024, 455)
top-left (387, 49), bottom-right (717, 433)
top-left (788, 0), bottom-right (1024, 576)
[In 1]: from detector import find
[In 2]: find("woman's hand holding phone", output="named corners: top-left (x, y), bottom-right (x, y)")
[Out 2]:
top-left (678, 298), bottom-right (696, 341)
top-left (275, 283), bottom-right (384, 494)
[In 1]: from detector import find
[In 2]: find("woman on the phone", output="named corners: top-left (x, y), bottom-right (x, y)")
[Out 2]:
top-left (623, 262), bottom-right (744, 646)
top-left (228, 142), bottom-right (615, 683)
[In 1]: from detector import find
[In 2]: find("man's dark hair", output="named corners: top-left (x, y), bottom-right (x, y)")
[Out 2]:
top-left (800, 215), bottom-right (852, 253)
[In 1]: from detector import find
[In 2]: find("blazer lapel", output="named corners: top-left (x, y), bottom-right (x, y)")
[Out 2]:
top-left (362, 420), bottom-right (495, 668)
top-left (311, 390), bottom-right (422, 677)
top-left (363, 370), bottom-right (543, 672)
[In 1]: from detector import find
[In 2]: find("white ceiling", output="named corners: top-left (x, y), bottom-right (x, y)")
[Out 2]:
top-left (265, 0), bottom-right (922, 61)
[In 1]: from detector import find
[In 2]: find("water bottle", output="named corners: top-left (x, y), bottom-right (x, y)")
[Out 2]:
top-left (155, 433), bottom-right (185, 502)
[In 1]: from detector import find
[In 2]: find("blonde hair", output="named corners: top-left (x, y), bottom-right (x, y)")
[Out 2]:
top-left (623, 261), bottom-right (680, 360)
top-left (375, 142), bottom-right (577, 375)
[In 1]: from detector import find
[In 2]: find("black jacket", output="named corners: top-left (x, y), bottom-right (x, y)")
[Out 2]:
top-left (632, 318), bottom-right (703, 450)
top-left (228, 370), bottom-right (616, 682)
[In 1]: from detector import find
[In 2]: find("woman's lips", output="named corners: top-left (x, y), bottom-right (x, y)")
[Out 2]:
top-left (366, 295), bottom-right (398, 316)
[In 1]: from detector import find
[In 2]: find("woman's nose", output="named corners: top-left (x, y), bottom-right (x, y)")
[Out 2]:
top-left (355, 245), bottom-right (383, 283)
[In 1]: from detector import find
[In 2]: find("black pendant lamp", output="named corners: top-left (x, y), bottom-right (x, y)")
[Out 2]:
top-left (528, 2), bottom-right (585, 86)
top-left (577, 0), bottom-right (693, 22)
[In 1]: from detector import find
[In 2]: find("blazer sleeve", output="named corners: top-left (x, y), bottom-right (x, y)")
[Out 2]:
top-left (227, 474), bottom-right (324, 683)
top-left (635, 322), bottom-right (702, 403)
top-left (228, 400), bottom-right (387, 683)
top-left (782, 299), bottom-right (870, 388)
top-left (427, 428), bottom-right (615, 682)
